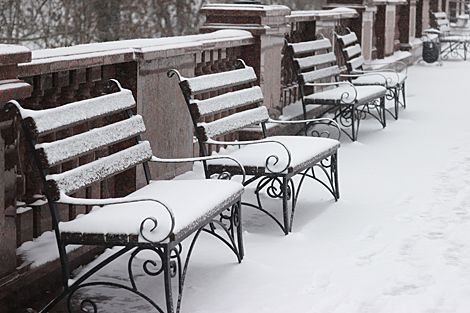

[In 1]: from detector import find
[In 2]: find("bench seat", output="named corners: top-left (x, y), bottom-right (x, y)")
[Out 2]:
top-left (60, 179), bottom-right (244, 243)
top-left (207, 136), bottom-right (339, 175)
top-left (350, 71), bottom-right (407, 88)
top-left (304, 84), bottom-right (386, 105)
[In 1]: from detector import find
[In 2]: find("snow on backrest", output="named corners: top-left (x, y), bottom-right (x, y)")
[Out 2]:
top-left (197, 106), bottom-right (269, 141)
top-left (190, 86), bottom-right (264, 119)
top-left (21, 89), bottom-right (136, 136)
top-left (434, 12), bottom-right (447, 19)
top-left (344, 44), bottom-right (362, 60)
top-left (180, 67), bottom-right (257, 96)
top-left (296, 52), bottom-right (337, 71)
top-left (437, 19), bottom-right (450, 26)
top-left (300, 65), bottom-right (342, 84)
top-left (46, 141), bottom-right (153, 201)
top-left (338, 32), bottom-right (358, 47)
top-left (349, 55), bottom-right (365, 71)
top-left (36, 115), bottom-right (146, 168)
top-left (288, 38), bottom-right (332, 56)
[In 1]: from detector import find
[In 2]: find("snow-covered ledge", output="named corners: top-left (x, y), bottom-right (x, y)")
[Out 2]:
top-left (18, 30), bottom-right (255, 75)
top-left (287, 7), bottom-right (359, 22)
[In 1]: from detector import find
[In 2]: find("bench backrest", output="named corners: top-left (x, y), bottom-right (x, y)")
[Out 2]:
top-left (286, 38), bottom-right (342, 86)
top-left (431, 12), bottom-right (452, 33)
top-left (173, 62), bottom-right (268, 155)
top-left (9, 81), bottom-right (152, 222)
top-left (335, 31), bottom-right (366, 73)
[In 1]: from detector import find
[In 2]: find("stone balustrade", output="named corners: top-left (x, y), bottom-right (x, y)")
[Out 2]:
top-left (0, 2), bottom-right (430, 310)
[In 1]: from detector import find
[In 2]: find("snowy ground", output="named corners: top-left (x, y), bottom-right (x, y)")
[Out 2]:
top-left (37, 58), bottom-right (470, 312)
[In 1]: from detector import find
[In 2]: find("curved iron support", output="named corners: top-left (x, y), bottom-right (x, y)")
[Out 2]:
top-left (167, 69), bottom-right (183, 82)
top-left (268, 117), bottom-right (342, 140)
top-left (66, 281), bottom-right (165, 313)
top-left (305, 81), bottom-right (358, 105)
top-left (206, 138), bottom-right (292, 174)
top-left (151, 154), bottom-right (246, 184)
top-left (57, 193), bottom-right (176, 244)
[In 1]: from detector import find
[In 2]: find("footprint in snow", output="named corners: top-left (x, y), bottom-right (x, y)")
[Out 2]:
top-left (354, 244), bottom-right (385, 266)
top-left (383, 271), bottom-right (435, 296)
top-left (354, 225), bottom-right (381, 242)
top-left (301, 270), bottom-right (331, 294)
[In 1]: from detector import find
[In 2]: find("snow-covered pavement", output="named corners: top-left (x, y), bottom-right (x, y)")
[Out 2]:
top-left (46, 59), bottom-right (470, 313)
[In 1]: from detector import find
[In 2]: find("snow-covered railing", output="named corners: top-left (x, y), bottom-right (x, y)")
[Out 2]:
top-left (13, 30), bottom-right (255, 254)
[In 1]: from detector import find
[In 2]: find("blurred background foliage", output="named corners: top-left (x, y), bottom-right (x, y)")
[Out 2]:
top-left (0, 0), bottom-right (326, 50)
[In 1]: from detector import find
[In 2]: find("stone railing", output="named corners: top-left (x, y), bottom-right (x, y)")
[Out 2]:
top-left (0, 1), bottom-right (430, 310)
top-left (0, 29), bottom-right (256, 312)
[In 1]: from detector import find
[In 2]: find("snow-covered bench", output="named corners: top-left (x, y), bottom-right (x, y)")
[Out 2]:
top-left (285, 36), bottom-right (388, 141)
top-left (168, 60), bottom-right (340, 235)
top-left (6, 80), bottom-right (245, 313)
top-left (427, 11), bottom-right (470, 61)
top-left (335, 29), bottom-right (408, 120)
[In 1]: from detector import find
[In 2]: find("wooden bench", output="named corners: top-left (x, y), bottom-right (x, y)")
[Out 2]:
top-left (168, 60), bottom-right (341, 235)
top-left (6, 80), bottom-right (245, 313)
top-left (427, 11), bottom-right (470, 60)
top-left (335, 29), bottom-right (408, 120)
top-left (285, 36), bottom-right (388, 141)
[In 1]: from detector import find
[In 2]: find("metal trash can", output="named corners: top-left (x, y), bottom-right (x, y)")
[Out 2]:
top-left (422, 40), bottom-right (440, 63)
top-left (418, 30), bottom-right (443, 65)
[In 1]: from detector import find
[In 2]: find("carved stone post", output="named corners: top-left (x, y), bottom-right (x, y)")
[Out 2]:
top-left (0, 45), bottom-right (32, 279)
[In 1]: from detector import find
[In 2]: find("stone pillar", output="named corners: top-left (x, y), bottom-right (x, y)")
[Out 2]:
top-left (0, 45), bottom-right (32, 279)
top-left (325, 1), bottom-right (377, 61)
top-left (199, 4), bottom-right (291, 119)
top-left (362, 5), bottom-right (377, 61)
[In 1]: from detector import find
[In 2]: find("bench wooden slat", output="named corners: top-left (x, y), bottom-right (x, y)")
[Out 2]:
top-left (46, 141), bottom-right (153, 200)
top-left (295, 52), bottom-right (337, 70)
top-left (180, 67), bottom-right (257, 96)
top-left (23, 90), bottom-right (136, 137)
top-left (437, 19), bottom-right (449, 26)
top-left (434, 12), bottom-right (447, 18)
top-left (344, 44), bottom-right (362, 60)
top-left (300, 65), bottom-right (342, 84)
top-left (288, 38), bottom-right (332, 56)
top-left (190, 86), bottom-right (264, 119)
top-left (348, 55), bottom-right (365, 71)
top-left (36, 115), bottom-right (146, 168)
top-left (337, 32), bottom-right (358, 47)
top-left (197, 106), bottom-right (269, 141)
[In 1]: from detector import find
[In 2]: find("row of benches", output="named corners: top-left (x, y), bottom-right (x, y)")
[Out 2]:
top-left (8, 31), bottom-right (407, 313)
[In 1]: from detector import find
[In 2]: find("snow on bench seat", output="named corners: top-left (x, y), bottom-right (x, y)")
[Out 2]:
top-left (59, 179), bottom-right (244, 243)
top-left (305, 84), bottom-right (386, 105)
top-left (207, 136), bottom-right (339, 174)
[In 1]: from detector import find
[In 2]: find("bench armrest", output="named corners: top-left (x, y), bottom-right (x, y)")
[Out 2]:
top-left (362, 60), bottom-right (408, 75)
top-left (150, 155), bottom-right (246, 183)
top-left (205, 138), bottom-right (292, 174)
top-left (340, 72), bottom-right (389, 86)
top-left (267, 117), bottom-right (341, 140)
top-left (56, 192), bottom-right (175, 244)
top-left (304, 81), bottom-right (358, 104)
